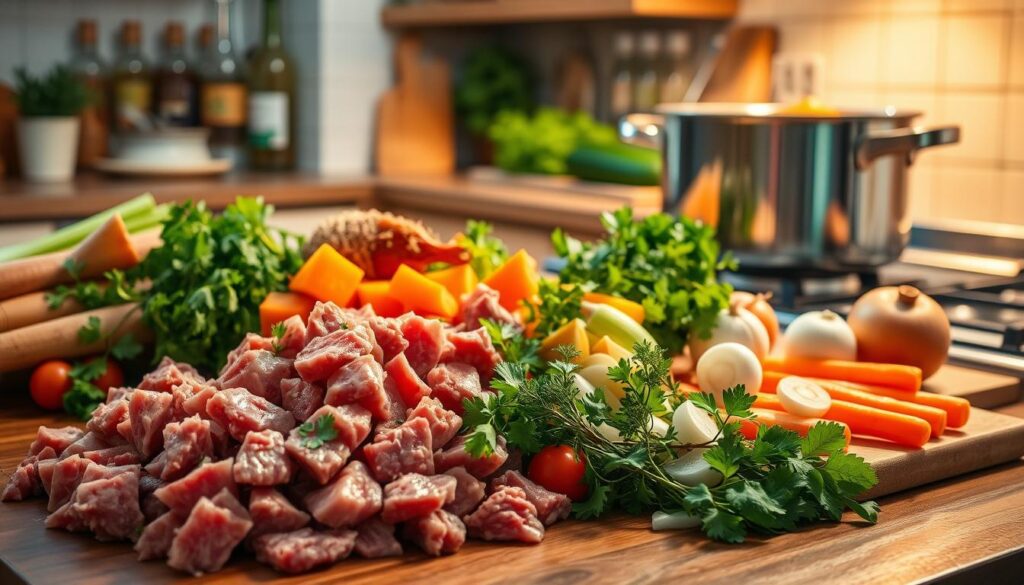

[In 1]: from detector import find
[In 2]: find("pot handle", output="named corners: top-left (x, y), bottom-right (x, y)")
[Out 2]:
top-left (618, 113), bottom-right (665, 149)
top-left (855, 125), bottom-right (960, 169)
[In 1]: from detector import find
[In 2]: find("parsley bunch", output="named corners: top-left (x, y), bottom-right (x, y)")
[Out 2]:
top-left (553, 207), bottom-right (736, 354)
top-left (463, 339), bottom-right (879, 543)
top-left (457, 220), bottom-right (508, 280)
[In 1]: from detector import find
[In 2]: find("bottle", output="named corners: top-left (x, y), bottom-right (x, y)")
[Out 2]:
top-left (633, 31), bottom-right (661, 111)
top-left (660, 31), bottom-right (695, 104)
top-left (70, 19), bottom-right (108, 167)
top-left (247, 0), bottom-right (296, 170)
top-left (609, 31), bottom-right (635, 121)
top-left (154, 22), bottom-right (199, 127)
top-left (111, 20), bottom-right (152, 132)
top-left (200, 0), bottom-right (247, 165)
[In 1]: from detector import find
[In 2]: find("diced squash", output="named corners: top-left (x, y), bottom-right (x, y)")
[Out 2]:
top-left (260, 292), bottom-right (317, 336)
top-left (592, 335), bottom-right (633, 362)
top-left (583, 292), bottom-right (645, 324)
top-left (356, 281), bottom-right (404, 318)
top-left (425, 264), bottom-right (479, 300)
top-left (483, 249), bottom-right (539, 312)
top-left (289, 243), bottom-right (365, 307)
top-left (69, 214), bottom-right (141, 277)
top-left (389, 264), bottom-right (459, 320)
top-left (540, 318), bottom-right (590, 363)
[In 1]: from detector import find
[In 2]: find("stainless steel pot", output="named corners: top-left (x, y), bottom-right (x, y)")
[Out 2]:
top-left (620, 103), bottom-right (960, 271)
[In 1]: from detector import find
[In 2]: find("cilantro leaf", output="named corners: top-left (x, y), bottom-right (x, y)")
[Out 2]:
top-left (110, 333), bottom-right (143, 360)
top-left (506, 419), bottom-right (542, 454)
top-left (822, 451), bottom-right (878, 494)
top-left (78, 316), bottom-right (103, 344)
top-left (572, 483), bottom-right (611, 520)
top-left (721, 385), bottom-right (755, 419)
top-left (686, 391), bottom-right (719, 416)
top-left (62, 258), bottom-right (84, 280)
top-left (682, 482), bottom-right (715, 513)
top-left (701, 508), bottom-right (746, 543)
top-left (800, 422), bottom-right (850, 457)
top-left (703, 433), bottom-right (744, 479)
top-left (298, 414), bottom-right (338, 449)
top-left (843, 498), bottom-right (880, 523)
top-left (724, 480), bottom-right (787, 531)
top-left (45, 285), bottom-right (73, 310)
top-left (63, 379), bottom-right (105, 420)
top-left (70, 358), bottom-right (108, 382)
top-left (464, 423), bottom-right (497, 458)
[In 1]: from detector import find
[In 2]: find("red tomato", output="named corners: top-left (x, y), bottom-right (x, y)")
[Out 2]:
top-left (528, 445), bottom-right (589, 501)
top-left (29, 360), bottom-right (73, 411)
top-left (92, 359), bottom-right (124, 392)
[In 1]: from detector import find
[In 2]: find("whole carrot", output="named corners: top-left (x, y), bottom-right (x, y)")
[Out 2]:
top-left (754, 393), bottom-right (931, 448)
top-left (760, 372), bottom-right (947, 437)
top-left (829, 379), bottom-right (971, 428)
top-left (762, 355), bottom-right (922, 393)
top-left (739, 408), bottom-right (852, 449)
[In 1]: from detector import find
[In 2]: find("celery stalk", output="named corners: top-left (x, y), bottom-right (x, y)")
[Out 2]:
top-left (123, 204), bottom-right (169, 233)
top-left (0, 193), bottom-right (156, 263)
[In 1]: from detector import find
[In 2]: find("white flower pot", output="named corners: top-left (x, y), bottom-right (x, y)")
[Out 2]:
top-left (17, 117), bottom-right (80, 182)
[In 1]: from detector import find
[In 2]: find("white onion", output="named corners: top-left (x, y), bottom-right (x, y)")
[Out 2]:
top-left (663, 448), bottom-right (722, 487)
top-left (695, 342), bottom-right (763, 402)
top-left (776, 376), bottom-right (832, 418)
top-left (783, 310), bottom-right (857, 361)
top-left (672, 401), bottom-right (718, 445)
top-left (689, 303), bottom-right (770, 363)
top-left (652, 510), bottom-right (702, 531)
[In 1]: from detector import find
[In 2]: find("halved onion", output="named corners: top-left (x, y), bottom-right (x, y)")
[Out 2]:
top-left (776, 376), bottom-right (832, 418)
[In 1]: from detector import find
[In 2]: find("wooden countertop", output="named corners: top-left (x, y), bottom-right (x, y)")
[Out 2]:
top-left (0, 387), bottom-right (1022, 584)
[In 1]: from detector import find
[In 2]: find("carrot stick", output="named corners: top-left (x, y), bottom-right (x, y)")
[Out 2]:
top-left (0, 289), bottom-right (85, 333)
top-left (754, 393), bottom-right (931, 448)
top-left (760, 372), bottom-right (947, 437)
top-left (827, 379), bottom-right (971, 428)
top-left (762, 355), bottom-right (921, 393)
top-left (739, 408), bottom-right (852, 449)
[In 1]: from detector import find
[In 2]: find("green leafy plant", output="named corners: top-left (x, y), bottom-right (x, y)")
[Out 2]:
top-left (488, 107), bottom-right (617, 176)
top-left (298, 414), bottom-right (338, 449)
top-left (14, 65), bottom-right (90, 117)
top-left (554, 207), bottom-right (736, 354)
top-left (455, 46), bottom-right (534, 135)
top-left (457, 220), bottom-right (508, 280)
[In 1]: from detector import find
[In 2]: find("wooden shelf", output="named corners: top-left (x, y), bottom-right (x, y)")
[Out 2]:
top-left (381, 0), bottom-right (737, 28)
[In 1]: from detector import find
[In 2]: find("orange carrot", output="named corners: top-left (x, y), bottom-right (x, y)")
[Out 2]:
top-left (760, 372), bottom-right (947, 437)
top-left (762, 355), bottom-right (921, 393)
top-left (828, 379), bottom-right (971, 428)
top-left (755, 392), bottom-right (931, 448)
top-left (739, 408), bottom-right (851, 449)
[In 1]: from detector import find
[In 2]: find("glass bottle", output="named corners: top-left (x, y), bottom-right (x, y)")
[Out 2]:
top-left (609, 31), bottom-right (635, 122)
top-left (154, 22), bottom-right (200, 127)
top-left (247, 0), bottom-right (296, 170)
top-left (70, 19), bottom-right (108, 166)
top-left (200, 0), bottom-right (247, 164)
top-left (111, 20), bottom-right (152, 132)
top-left (660, 31), bottom-right (695, 104)
top-left (633, 30), bottom-right (661, 111)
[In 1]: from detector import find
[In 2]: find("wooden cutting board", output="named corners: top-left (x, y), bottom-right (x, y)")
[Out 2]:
top-left (920, 363), bottom-right (1020, 409)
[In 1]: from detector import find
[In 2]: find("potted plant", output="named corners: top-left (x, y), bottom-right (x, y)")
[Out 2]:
top-left (14, 65), bottom-right (90, 182)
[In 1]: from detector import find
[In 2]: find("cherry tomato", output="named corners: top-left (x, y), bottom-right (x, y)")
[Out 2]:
top-left (29, 360), bottom-right (73, 411)
top-left (92, 358), bottom-right (124, 392)
top-left (528, 445), bottom-right (589, 501)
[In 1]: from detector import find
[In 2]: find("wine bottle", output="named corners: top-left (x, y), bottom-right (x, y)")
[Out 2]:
top-left (247, 0), bottom-right (296, 170)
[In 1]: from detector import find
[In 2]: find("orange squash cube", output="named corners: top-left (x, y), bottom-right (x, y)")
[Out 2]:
top-left (482, 249), bottom-right (539, 312)
top-left (289, 243), bottom-right (364, 307)
top-left (259, 291), bottom-right (317, 335)
top-left (389, 264), bottom-right (458, 319)
top-left (425, 264), bottom-right (479, 300)
top-left (357, 280), bottom-right (405, 318)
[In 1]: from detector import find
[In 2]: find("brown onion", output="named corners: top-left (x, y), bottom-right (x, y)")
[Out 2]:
top-left (731, 291), bottom-right (780, 348)
top-left (847, 285), bottom-right (950, 379)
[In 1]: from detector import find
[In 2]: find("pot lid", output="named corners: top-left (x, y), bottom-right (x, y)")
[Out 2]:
top-left (654, 102), bottom-right (921, 121)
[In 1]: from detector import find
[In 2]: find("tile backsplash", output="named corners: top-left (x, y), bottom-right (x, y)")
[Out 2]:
top-left (739, 0), bottom-right (1024, 226)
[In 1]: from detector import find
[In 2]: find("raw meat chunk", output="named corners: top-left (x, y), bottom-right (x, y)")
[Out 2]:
top-left (304, 461), bottom-right (382, 528)
top-left (459, 284), bottom-right (519, 329)
top-left (64, 473), bottom-right (145, 541)
top-left (156, 415), bottom-right (214, 481)
top-left (29, 426), bottom-right (85, 457)
top-left (464, 486), bottom-right (544, 543)
top-left (407, 396), bottom-right (462, 448)
top-left (59, 431), bottom-right (110, 460)
top-left (380, 473), bottom-right (456, 524)
top-left (48, 455), bottom-right (94, 512)
top-left (81, 444), bottom-right (140, 467)
top-left (154, 459), bottom-right (237, 516)
top-left (172, 380), bottom-right (219, 419)
top-left (253, 528), bottom-right (357, 574)
top-left (139, 474), bottom-right (168, 521)
top-left (135, 511), bottom-right (185, 561)
top-left (80, 463), bottom-right (140, 483)
top-left (211, 488), bottom-right (251, 521)
top-left (223, 332), bottom-right (276, 371)
top-left (366, 316), bottom-right (408, 363)
top-left (86, 400), bottom-right (129, 440)
top-left (2, 459), bottom-right (40, 502)
top-left (129, 389), bottom-right (176, 458)
top-left (444, 466), bottom-right (486, 517)
top-left (106, 386), bottom-right (134, 403)
top-left (353, 517), bottom-right (402, 558)
top-left (215, 349), bottom-right (294, 405)
top-left (491, 470), bottom-right (571, 526)
top-left (426, 362), bottom-right (485, 415)
top-left (284, 404), bottom-right (371, 484)
top-left (324, 355), bottom-right (388, 419)
top-left (384, 353), bottom-right (432, 408)
top-left (205, 387), bottom-right (295, 442)
top-left (304, 301), bottom-right (358, 344)
top-left (400, 315), bottom-right (445, 377)
top-left (434, 434), bottom-right (508, 479)
top-left (248, 487), bottom-right (310, 538)
top-left (273, 315), bottom-right (308, 359)
top-left (441, 329), bottom-right (501, 383)
top-left (167, 496), bottom-right (252, 576)
top-left (233, 430), bottom-right (293, 486)
top-left (295, 323), bottom-right (377, 382)
top-left (280, 377), bottom-right (325, 422)
top-left (37, 459), bottom-right (58, 495)
top-left (139, 356), bottom-right (203, 393)
top-left (364, 417), bottom-right (434, 483)
top-left (403, 510), bottom-right (466, 556)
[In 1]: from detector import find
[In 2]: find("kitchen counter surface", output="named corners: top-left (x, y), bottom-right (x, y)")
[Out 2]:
top-left (0, 387), bottom-right (1022, 584)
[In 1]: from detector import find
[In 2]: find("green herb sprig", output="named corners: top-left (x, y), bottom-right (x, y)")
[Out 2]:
top-left (298, 414), bottom-right (338, 449)
top-left (457, 220), bottom-right (509, 280)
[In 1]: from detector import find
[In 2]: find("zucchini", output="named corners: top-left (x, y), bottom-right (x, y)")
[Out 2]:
top-left (566, 142), bottom-right (661, 186)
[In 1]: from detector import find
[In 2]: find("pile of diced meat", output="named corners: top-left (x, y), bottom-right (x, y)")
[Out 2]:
top-left (2, 290), bottom-right (572, 576)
